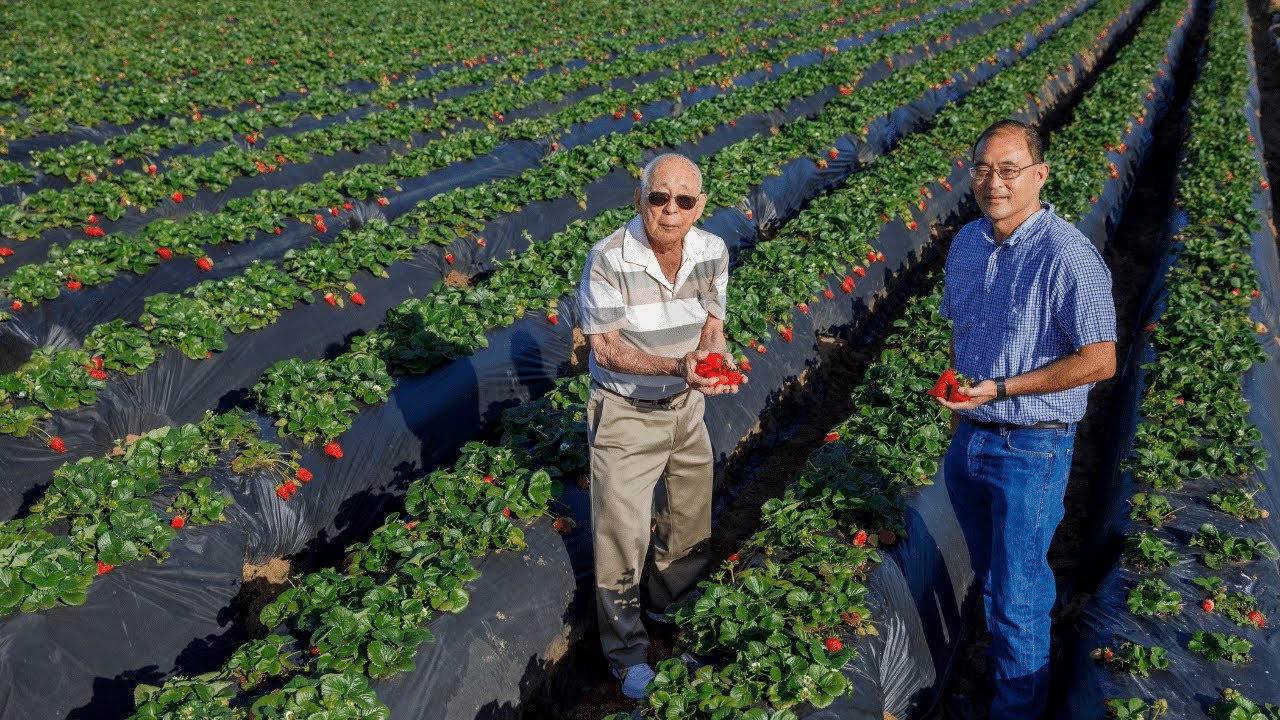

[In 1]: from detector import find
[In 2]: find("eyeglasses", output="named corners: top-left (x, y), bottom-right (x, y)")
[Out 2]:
top-left (968, 162), bottom-right (1042, 182)
top-left (646, 191), bottom-right (699, 210)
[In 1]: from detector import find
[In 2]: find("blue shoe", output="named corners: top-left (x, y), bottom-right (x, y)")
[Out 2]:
top-left (613, 662), bottom-right (656, 699)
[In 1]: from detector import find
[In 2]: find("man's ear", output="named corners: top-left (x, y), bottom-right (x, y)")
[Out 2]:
top-left (634, 187), bottom-right (642, 206)
top-left (1035, 162), bottom-right (1050, 190)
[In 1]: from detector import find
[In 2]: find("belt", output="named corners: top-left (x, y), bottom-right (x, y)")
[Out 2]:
top-left (595, 382), bottom-right (691, 408)
top-left (964, 417), bottom-right (1069, 431)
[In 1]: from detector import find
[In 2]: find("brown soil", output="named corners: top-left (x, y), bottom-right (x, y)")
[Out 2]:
top-left (571, 327), bottom-right (591, 375)
top-left (239, 558), bottom-right (293, 638)
top-left (443, 270), bottom-right (474, 288)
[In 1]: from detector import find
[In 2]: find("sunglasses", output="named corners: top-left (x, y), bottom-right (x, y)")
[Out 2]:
top-left (646, 191), bottom-right (699, 210)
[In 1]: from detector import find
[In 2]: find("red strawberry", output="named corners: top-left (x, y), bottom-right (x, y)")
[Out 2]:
top-left (11, 300), bottom-right (22, 311)
top-left (739, 360), bottom-right (752, 372)
top-left (85, 226), bottom-right (105, 237)
top-left (1104, 649), bottom-right (1114, 660)
top-left (483, 475), bottom-right (495, 483)
top-left (89, 368), bottom-right (107, 380)
top-left (91, 356), bottom-right (104, 370)
top-left (274, 227), bottom-right (282, 234)
top-left (296, 467), bottom-right (313, 483)
top-left (96, 561), bottom-right (114, 575)
top-left (283, 481), bottom-right (297, 497)
top-left (1251, 289), bottom-right (1260, 298)
top-left (824, 288), bottom-right (834, 299)
top-left (67, 280), bottom-right (82, 290)
top-left (0, 247), bottom-right (13, 256)
top-left (1202, 599), bottom-right (1215, 612)
top-left (824, 637), bottom-right (843, 652)
top-left (548, 313), bottom-right (558, 325)
top-left (49, 437), bottom-right (67, 453)
top-left (315, 220), bottom-right (327, 233)
top-left (828, 149), bottom-right (839, 160)
top-left (477, 238), bottom-right (486, 247)
top-left (196, 257), bottom-right (213, 271)
top-left (323, 292), bottom-right (337, 306)
top-left (88, 215), bottom-right (99, 224)
top-left (445, 252), bottom-right (455, 264)
top-left (148, 164), bottom-right (157, 175)
top-left (841, 276), bottom-right (854, 293)
top-left (824, 432), bottom-right (840, 442)
top-left (854, 266), bottom-right (866, 278)
top-left (323, 442), bottom-right (343, 458)
top-left (876, 251), bottom-right (885, 262)
top-left (350, 292), bottom-right (365, 305)
top-left (1144, 322), bottom-right (1156, 332)
top-left (633, 111), bottom-right (642, 120)
top-left (553, 517), bottom-right (575, 534)
top-left (310, 646), bottom-right (320, 656)
top-left (343, 202), bottom-right (353, 211)
top-left (842, 612), bottom-right (861, 626)
top-left (377, 197), bottom-right (389, 206)
top-left (1249, 610), bottom-right (1266, 627)
top-left (908, 221), bottom-right (918, 231)
top-left (727, 552), bottom-right (740, 563)
top-left (156, 247), bottom-right (172, 259)
top-left (853, 529), bottom-right (868, 546)
top-left (798, 302), bottom-right (809, 314)
top-left (780, 327), bottom-right (793, 342)
top-left (816, 159), bottom-right (828, 169)
top-left (171, 191), bottom-right (183, 203)
top-left (276, 484), bottom-right (291, 501)
top-left (171, 515), bottom-right (185, 529)
top-left (502, 508), bottom-right (512, 517)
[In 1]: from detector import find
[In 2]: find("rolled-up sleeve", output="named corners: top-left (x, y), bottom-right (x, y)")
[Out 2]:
top-left (1052, 243), bottom-right (1116, 350)
top-left (578, 249), bottom-right (628, 334)
top-left (702, 237), bottom-right (729, 320)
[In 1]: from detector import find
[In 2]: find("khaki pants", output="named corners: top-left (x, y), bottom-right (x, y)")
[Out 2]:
top-left (587, 383), bottom-right (713, 671)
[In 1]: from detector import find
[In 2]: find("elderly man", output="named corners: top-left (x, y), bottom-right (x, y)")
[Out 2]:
top-left (933, 119), bottom-right (1116, 718)
top-left (577, 153), bottom-right (737, 699)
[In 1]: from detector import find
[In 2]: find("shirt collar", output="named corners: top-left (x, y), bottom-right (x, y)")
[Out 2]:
top-left (980, 201), bottom-right (1054, 248)
top-left (621, 215), bottom-right (707, 290)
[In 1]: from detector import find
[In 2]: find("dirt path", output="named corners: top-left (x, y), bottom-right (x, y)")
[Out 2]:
top-left (1247, 0), bottom-right (1280, 249)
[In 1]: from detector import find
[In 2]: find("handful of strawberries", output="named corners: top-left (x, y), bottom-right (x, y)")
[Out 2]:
top-left (926, 368), bottom-right (970, 402)
top-left (694, 352), bottom-right (744, 387)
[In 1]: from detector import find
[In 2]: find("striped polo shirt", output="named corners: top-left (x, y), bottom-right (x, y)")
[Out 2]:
top-left (577, 215), bottom-right (729, 400)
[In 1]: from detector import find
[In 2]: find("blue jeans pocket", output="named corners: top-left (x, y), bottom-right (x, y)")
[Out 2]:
top-left (1004, 429), bottom-right (1063, 458)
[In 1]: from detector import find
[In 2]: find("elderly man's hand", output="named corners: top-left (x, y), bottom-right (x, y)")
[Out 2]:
top-left (931, 379), bottom-right (997, 411)
top-left (680, 351), bottom-right (742, 395)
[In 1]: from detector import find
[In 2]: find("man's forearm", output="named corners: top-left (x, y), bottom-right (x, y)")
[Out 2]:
top-left (594, 337), bottom-right (683, 377)
top-left (1004, 341), bottom-right (1116, 397)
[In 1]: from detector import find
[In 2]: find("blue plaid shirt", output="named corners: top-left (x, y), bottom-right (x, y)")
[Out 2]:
top-left (940, 202), bottom-right (1116, 424)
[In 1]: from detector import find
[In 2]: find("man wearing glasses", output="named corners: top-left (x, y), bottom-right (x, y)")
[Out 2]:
top-left (931, 119), bottom-right (1116, 718)
top-left (577, 153), bottom-right (737, 699)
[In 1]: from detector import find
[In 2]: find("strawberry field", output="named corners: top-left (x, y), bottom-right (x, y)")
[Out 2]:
top-left (0, 0), bottom-right (1277, 718)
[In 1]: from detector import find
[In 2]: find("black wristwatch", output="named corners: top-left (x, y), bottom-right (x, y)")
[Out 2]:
top-left (993, 377), bottom-right (1008, 401)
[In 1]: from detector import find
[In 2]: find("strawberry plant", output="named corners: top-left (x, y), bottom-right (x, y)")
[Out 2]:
top-left (1106, 698), bottom-right (1169, 719)
top-left (224, 635), bottom-right (299, 691)
top-left (166, 477), bottom-right (233, 525)
top-left (1187, 631), bottom-right (1252, 663)
top-left (1193, 577), bottom-right (1264, 627)
top-left (1189, 522), bottom-right (1279, 569)
top-left (83, 320), bottom-right (160, 375)
top-left (1126, 578), bottom-right (1182, 616)
top-left (1208, 486), bottom-right (1269, 521)
top-left (139, 294), bottom-right (228, 360)
top-left (1090, 642), bottom-right (1169, 676)
top-left (131, 673), bottom-right (237, 720)
top-left (1127, 492), bottom-right (1179, 527)
top-left (1122, 532), bottom-right (1181, 571)
top-left (1208, 688), bottom-right (1280, 720)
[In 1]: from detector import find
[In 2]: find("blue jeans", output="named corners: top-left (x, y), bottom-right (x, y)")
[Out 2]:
top-left (944, 419), bottom-right (1077, 720)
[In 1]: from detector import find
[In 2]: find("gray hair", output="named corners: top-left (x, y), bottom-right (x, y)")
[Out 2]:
top-left (640, 153), bottom-right (702, 194)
